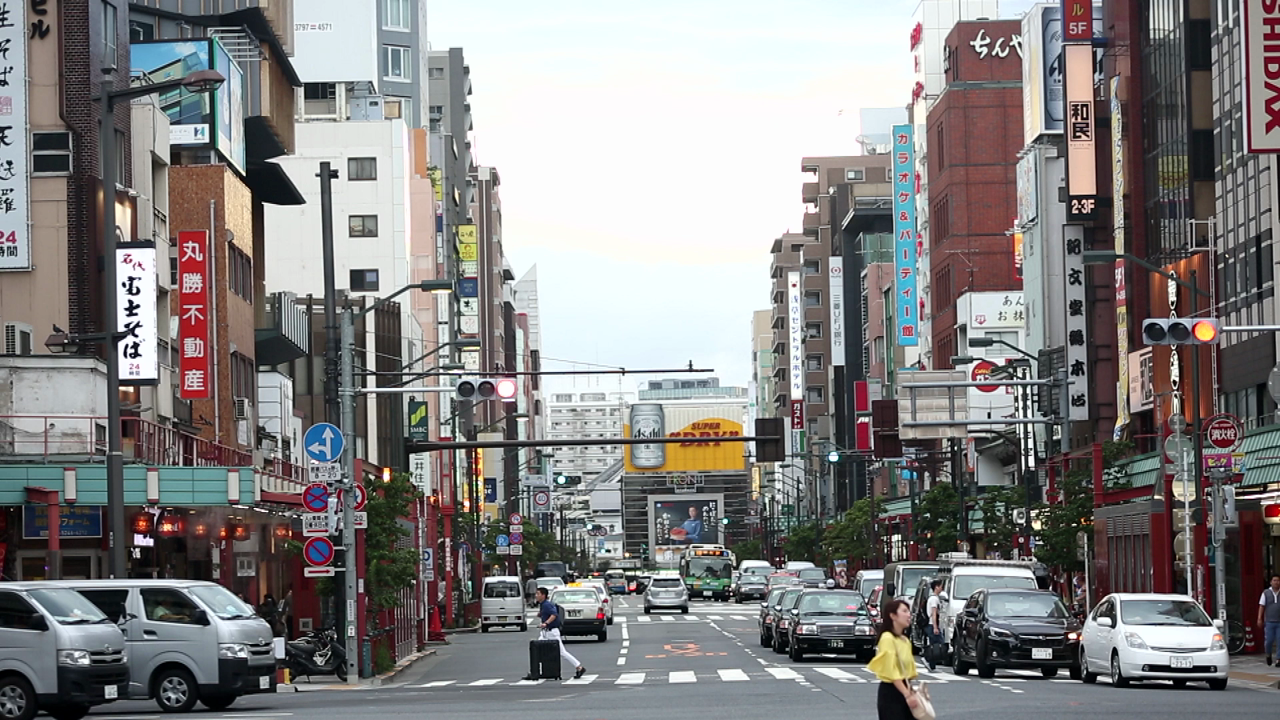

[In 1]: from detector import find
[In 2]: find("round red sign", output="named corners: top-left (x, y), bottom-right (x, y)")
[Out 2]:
top-left (971, 360), bottom-right (998, 393)
top-left (1204, 414), bottom-right (1243, 451)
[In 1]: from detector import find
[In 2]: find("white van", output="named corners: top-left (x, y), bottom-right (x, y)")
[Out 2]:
top-left (0, 582), bottom-right (129, 720)
top-left (935, 559), bottom-right (1040, 660)
top-left (55, 580), bottom-right (277, 713)
top-left (481, 576), bottom-right (528, 633)
top-left (784, 561), bottom-right (816, 571)
top-left (738, 560), bottom-right (773, 575)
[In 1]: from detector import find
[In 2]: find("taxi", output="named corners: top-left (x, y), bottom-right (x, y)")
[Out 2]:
top-left (550, 586), bottom-right (608, 642)
top-left (571, 580), bottom-right (615, 625)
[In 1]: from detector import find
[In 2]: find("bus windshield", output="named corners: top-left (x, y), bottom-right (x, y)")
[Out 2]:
top-left (688, 558), bottom-right (733, 579)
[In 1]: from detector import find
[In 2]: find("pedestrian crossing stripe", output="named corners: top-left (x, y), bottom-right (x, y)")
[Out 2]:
top-left (408, 664), bottom-right (979, 689)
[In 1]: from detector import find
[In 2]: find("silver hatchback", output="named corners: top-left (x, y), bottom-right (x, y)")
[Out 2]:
top-left (644, 576), bottom-right (689, 614)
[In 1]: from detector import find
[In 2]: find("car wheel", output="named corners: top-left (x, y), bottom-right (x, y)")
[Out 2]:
top-left (645, 607), bottom-right (652, 614)
top-left (1080, 646), bottom-right (1097, 684)
top-left (0, 675), bottom-right (36, 720)
top-left (47, 707), bottom-right (90, 720)
top-left (1207, 678), bottom-right (1228, 691)
top-left (520, 623), bottom-right (528, 632)
top-left (789, 640), bottom-right (804, 662)
top-left (607, 617), bottom-right (614, 625)
top-left (1069, 663), bottom-right (1083, 681)
top-left (953, 648), bottom-right (971, 676)
top-left (1109, 652), bottom-right (1129, 688)
top-left (760, 632), bottom-right (769, 648)
top-left (597, 631), bottom-right (608, 642)
top-left (772, 632), bottom-right (784, 654)
top-left (1041, 668), bottom-right (1058, 678)
top-left (975, 639), bottom-right (995, 679)
top-left (154, 667), bottom-right (200, 713)
top-left (199, 694), bottom-right (236, 712)
top-left (681, 606), bottom-right (689, 614)
top-left (736, 597), bottom-right (743, 604)
top-left (481, 625), bottom-right (490, 633)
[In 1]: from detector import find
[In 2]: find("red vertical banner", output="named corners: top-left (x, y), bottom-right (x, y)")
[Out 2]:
top-left (790, 399), bottom-right (804, 430)
top-left (177, 230), bottom-right (212, 399)
top-left (1061, 0), bottom-right (1094, 42)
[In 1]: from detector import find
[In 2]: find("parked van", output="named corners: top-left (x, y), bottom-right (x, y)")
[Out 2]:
top-left (934, 558), bottom-right (1041, 662)
top-left (481, 576), bottom-right (528, 633)
top-left (53, 579), bottom-right (277, 713)
top-left (0, 582), bottom-right (129, 720)
top-left (883, 561), bottom-right (939, 610)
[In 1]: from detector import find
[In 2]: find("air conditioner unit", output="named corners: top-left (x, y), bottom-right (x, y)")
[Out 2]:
top-left (3, 321), bottom-right (33, 356)
top-left (233, 397), bottom-right (251, 420)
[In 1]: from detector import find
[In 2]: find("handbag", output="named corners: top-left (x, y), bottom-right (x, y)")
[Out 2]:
top-left (911, 682), bottom-right (936, 720)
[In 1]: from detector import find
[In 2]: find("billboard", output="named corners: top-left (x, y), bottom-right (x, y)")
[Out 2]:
top-left (131, 39), bottom-right (245, 172)
top-left (1022, 3), bottom-right (1105, 145)
top-left (892, 124), bottom-right (918, 346)
top-left (1244, 0), bottom-right (1280, 151)
top-left (1063, 225), bottom-right (1090, 421)
top-left (116, 245), bottom-right (159, 383)
top-left (787, 271), bottom-right (803, 399)
top-left (624, 403), bottom-right (746, 473)
top-left (177, 230), bottom-right (212, 399)
top-left (1111, 75), bottom-right (1131, 439)
top-left (829, 258), bottom-right (845, 366)
top-left (0, 11), bottom-right (29, 271)
top-left (649, 494), bottom-right (723, 566)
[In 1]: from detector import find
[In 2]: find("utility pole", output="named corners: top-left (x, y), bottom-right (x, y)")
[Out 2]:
top-left (319, 162), bottom-right (341, 424)
top-left (339, 307), bottom-right (358, 682)
top-left (1210, 467), bottom-right (1229, 620)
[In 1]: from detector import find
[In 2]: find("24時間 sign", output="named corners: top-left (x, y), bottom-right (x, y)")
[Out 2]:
top-left (892, 124), bottom-right (918, 346)
top-left (178, 230), bottom-right (212, 399)
top-left (0, 3), bottom-right (29, 271)
top-left (116, 246), bottom-right (159, 382)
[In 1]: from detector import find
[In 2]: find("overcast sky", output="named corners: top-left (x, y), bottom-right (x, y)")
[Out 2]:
top-left (428, 1), bottom-right (1036, 393)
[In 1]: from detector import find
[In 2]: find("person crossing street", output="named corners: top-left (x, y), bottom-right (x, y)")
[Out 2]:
top-left (529, 587), bottom-right (585, 680)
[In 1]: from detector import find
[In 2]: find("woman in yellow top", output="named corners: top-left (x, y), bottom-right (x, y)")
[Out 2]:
top-left (867, 598), bottom-right (920, 720)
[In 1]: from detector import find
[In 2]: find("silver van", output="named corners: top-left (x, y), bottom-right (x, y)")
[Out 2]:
top-left (54, 579), bottom-right (277, 713)
top-left (0, 582), bottom-right (129, 720)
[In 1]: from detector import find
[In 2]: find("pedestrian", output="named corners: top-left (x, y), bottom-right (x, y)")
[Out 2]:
top-left (531, 587), bottom-right (585, 680)
top-left (525, 575), bottom-right (538, 608)
top-left (867, 598), bottom-right (921, 720)
top-left (924, 579), bottom-right (944, 671)
top-left (1259, 575), bottom-right (1280, 665)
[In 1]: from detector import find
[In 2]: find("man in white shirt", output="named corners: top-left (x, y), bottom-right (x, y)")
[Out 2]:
top-left (925, 579), bottom-right (944, 671)
top-left (1258, 575), bottom-right (1280, 665)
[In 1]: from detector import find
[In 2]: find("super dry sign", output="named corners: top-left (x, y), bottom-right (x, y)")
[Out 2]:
top-left (670, 421), bottom-right (742, 446)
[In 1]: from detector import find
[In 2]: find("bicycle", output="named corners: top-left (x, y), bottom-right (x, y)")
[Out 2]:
top-left (1226, 619), bottom-right (1246, 655)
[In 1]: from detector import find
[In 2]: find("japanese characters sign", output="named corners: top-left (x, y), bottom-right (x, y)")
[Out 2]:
top-left (1111, 76), bottom-right (1131, 440)
top-left (968, 292), bottom-right (1025, 329)
top-left (829, 258), bottom-right (845, 367)
top-left (1064, 44), bottom-right (1096, 198)
top-left (116, 246), bottom-right (159, 383)
top-left (892, 124), bottom-right (918, 346)
top-left (177, 230), bottom-right (212, 399)
top-left (787, 271), bottom-right (803, 399)
top-left (1060, 0), bottom-right (1094, 42)
top-left (0, 0), bottom-right (29, 271)
top-left (1243, 1), bottom-right (1280, 151)
top-left (968, 28), bottom-right (1023, 60)
top-left (1063, 225), bottom-right (1090, 422)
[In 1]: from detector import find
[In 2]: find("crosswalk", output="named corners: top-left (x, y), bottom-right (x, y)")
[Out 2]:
top-left (522, 612), bottom-right (756, 623)
top-left (405, 662), bottom-right (1071, 690)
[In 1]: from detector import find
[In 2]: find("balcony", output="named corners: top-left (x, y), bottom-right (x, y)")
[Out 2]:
top-left (803, 210), bottom-right (821, 237)
top-left (802, 182), bottom-right (821, 205)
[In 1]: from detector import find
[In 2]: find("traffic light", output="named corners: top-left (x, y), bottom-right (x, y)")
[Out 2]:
top-left (827, 450), bottom-right (840, 463)
top-left (720, 517), bottom-right (731, 526)
top-left (456, 376), bottom-right (520, 402)
top-left (1142, 318), bottom-right (1221, 345)
top-left (755, 417), bottom-right (785, 463)
top-left (554, 474), bottom-right (582, 487)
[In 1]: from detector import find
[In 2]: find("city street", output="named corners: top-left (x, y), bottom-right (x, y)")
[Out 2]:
top-left (88, 599), bottom-right (1279, 720)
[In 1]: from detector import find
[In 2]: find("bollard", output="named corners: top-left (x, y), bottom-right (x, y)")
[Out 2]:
top-left (360, 637), bottom-right (372, 678)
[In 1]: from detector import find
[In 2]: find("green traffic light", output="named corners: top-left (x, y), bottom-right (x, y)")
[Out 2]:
top-left (827, 450), bottom-right (840, 463)
top-left (720, 517), bottom-right (730, 525)
top-left (555, 474), bottom-right (567, 485)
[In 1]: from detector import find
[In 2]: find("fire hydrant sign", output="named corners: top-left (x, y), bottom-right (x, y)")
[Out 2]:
top-left (1203, 413), bottom-right (1245, 474)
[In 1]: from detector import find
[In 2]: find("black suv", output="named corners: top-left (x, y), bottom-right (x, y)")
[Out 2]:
top-left (785, 589), bottom-right (877, 662)
top-left (951, 588), bottom-right (1083, 679)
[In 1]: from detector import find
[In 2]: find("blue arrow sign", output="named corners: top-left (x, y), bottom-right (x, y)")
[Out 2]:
top-left (495, 534), bottom-right (509, 547)
top-left (304, 423), bottom-right (345, 464)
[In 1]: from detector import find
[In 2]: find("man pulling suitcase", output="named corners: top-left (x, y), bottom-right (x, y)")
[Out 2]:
top-left (526, 587), bottom-right (585, 680)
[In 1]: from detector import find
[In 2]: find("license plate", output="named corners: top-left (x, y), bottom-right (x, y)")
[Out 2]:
top-left (830, 640), bottom-right (844, 648)
top-left (569, 609), bottom-right (583, 618)
top-left (1171, 655), bottom-right (1194, 669)
top-left (260, 675), bottom-right (271, 690)
top-left (104, 685), bottom-right (118, 700)
top-left (1032, 648), bottom-right (1053, 660)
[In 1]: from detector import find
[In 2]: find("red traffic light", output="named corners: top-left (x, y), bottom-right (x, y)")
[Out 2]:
top-left (495, 377), bottom-right (518, 400)
top-left (1192, 319), bottom-right (1219, 343)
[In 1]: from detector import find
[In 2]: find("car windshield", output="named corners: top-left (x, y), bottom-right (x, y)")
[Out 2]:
top-left (899, 568), bottom-right (936, 595)
top-left (766, 590), bottom-right (785, 605)
top-left (858, 577), bottom-right (881, 595)
top-left (27, 589), bottom-right (110, 625)
top-left (188, 585), bottom-right (258, 620)
top-left (651, 578), bottom-right (684, 589)
top-left (799, 592), bottom-right (866, 616)
top-left (988, 592), bottom-right (1068, 619)
top-left (689, 558), bottom-right (733, 578)
top-left (1120, 599), bottom-right (1214, 627)
top-left (799, 569), bottom-right (827, 580)
top-left (536, 577), bottom-right (565, 588)
top-left (743, 566), bottom-right (773, 576)
top-left (740, 575), bottom-right (766, 585)
top-left (605, 572), bottom-right (625, 581)
top-left (782, 590), bottom-right (803, 608)
top-left (553, 590), bottom-right (599, 604)
top-left (484, 582), bottom-right (521, 599)
top-left (953, 575), bottom-right (1037, 600)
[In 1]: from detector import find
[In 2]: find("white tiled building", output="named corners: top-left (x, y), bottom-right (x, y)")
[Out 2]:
top-left (546, 392), bottom-right (633, 480)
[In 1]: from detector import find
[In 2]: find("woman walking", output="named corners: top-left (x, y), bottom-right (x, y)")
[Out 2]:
top-left (868, 598), bottom-right (921, 720)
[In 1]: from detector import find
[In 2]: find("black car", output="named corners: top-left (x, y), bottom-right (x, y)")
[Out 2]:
top-left (759, 587), bottom-right (787, 647)
top-left (785, 589), bottom-right (877, 662)
top-left (952, 588), bottom-right (1083, 679)
top-left (770, 587), bottom-right (805, 654)
top-left (735, 574), bottom-right (769, 603)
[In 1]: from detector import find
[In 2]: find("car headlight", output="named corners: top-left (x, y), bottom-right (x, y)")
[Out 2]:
top-left (989, 627), bottom-right (1015, 640)
top-left (855, 625), bottom-right (875, 636)
top-left (57, 650), bottom-right (90, 667)
top-left (1066, 631), bottom-right (1080, 642)
top-left (798, 624), bottom-right (818, 635)
top-left (1210, 633), bottom-right (1226, 651)
top-left (1123, 632), bottom-right (1149, 650)
top-left (218, 643), bottom-right (250, 659)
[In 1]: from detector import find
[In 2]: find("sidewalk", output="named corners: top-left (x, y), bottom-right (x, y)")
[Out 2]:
top-left (1230, 655), bottom-right (1280, 688)
top-left (281, 648), bottom-right (437, 692)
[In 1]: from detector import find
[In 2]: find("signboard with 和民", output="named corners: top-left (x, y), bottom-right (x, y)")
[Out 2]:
top-left (0, 2), bottom-right (30, 272)
top-left (23, 506), bottom-right (103, 540)
top-left (116, 246), bottom-right (160, 383)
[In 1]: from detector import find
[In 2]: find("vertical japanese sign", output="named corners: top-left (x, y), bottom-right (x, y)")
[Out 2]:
top-left (892, 124), bottom-right (918, 346)
top-left (0, 0), bottom-right (29, 271)
top-left (1111, 76), bottom-right (1130, 439)
top-left (177, 230), bottom-right (212, 399)
top-left (1064, 43), bottom-right (1097, 211)
top-left (1063, 225), bottom-right (1090, 422)
top-left (457, 224), bottom-right (479, 337)
top-left (116, 246), bottom-right (158, 383)
top-left (1242, 0), bottom-right (1280, 152)
top-left (788, 271), bottom-right (805, 456)
top-left (1060, 0), bottom-right (1094, 41)
top-left (829, 257), bottom-right (845, 366)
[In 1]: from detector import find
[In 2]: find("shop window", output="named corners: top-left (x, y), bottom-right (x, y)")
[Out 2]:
top-left (141, 589), bottom-right (200, 624)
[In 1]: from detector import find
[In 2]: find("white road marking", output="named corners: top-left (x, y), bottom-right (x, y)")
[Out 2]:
top-left (615, 672), bottom-right (645, 684)
top-left (509, 679), bottom-right (544, 686)
top-left (617, 656), bottom-right (626, 665)
top-left (766, 667), bottom-right (803, 680)
top-left (563, 674), bottom-right (598, 685)
top-left (670, 671), bottom-right (698, 684)
top-left (638, 616), bottom-right (651, 623)
top-left (417, 681), bottom-right (456, 687)
top-left (731, 615), bottom-right (748, 620)
top-left (685, 615), bottom-right (699, 621)
top-left (662, 615), bottom-right (674, 622)
top-left (1008, 669), bottom-right (1041, 677)
top-left (717, 669), bottom-right (750, 682)
top-left (620, 648), bottom-right (628, 654)
top-left (467, 679), bottom-right (502, 686)
top-left (813, 667), bottom-right (863, 682)
top-left (621, 625), bottom-right (630, 639)
top-left (706, 615), bottom-right (723, 620)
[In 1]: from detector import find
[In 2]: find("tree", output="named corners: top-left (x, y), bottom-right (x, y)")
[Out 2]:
top-left (783, 521), bottom-right (823, 565)
top-left (976, 485), bottom-right (1021, 558)
top-left (917, 482), bottom-right (960, 557)
top-left (823, 496), bottom-right (883, 563)
top-left (1035, 440), bottom-right (1133, 571)
top-left (730, 538), bottom-right (763, 562)
top-left (365, 472), bottom-right (423, 628)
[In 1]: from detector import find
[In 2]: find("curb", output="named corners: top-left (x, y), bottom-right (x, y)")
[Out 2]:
top-left (444, 626), bottom-right (481, 635)
top-left (370, 648), bottom-right (437, 686)
top-left (278, 648), bottom-right (438, 691)
top-left (1230, 670), bottom-right (1280, 689)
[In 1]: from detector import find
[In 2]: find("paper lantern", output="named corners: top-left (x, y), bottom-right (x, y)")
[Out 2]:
top-left (131, 511), bottom-right (155, 535)
top-left (231, 523), bottom-right (250, 542)
top-left (156, 515), bottom-right (185, 538)
top-left (191, 521), bottom-right (210, 539)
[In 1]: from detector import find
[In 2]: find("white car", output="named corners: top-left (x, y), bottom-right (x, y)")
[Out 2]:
top-left (575, 581), bottom-right (615, 625)
top-left (1079, 593), bottom-right (1228, 690)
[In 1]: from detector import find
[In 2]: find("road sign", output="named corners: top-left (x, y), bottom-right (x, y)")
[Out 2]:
top-left (520, 474), bottom-right (546, 487)
top-left (1204, 414), bottom-right (1243, 452)
top-left (302, 514), bottom-right (329, 537)
top-left (422, 548), bottom-right (435, 581)
top-left (352, 484), bottom-right (368, 511)
top-left (303, 537), bottom-right (335, 567)
top-left (304, 567), bottom-right (336, 578)
top-left (304, 423), bottom-right (344, 464)
top-left (1168, 413), bottom-right (1188, 434)
top-left (509, 513), bottom-right (523, 525)
top-left (303, 484), bottom-right (330, 513)
top-left (496, 534), bottom-right (510, 547)
top-left (1164, 433), bottom-right (1194, 470)
top-left (509, 524), bottom-right (523, 534)
top-left (509, 532), bottom-right (524, 544)
top-left (353, 512), bottom-right (367, 530)
top-left (510, 544), bottom-right (523, 556)
top-left (308, 463), bottom-right (342, 486)
top-left (532, 490), bottom-right (550, 509)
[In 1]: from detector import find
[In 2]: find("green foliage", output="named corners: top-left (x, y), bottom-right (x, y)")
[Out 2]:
top-left (364, 472), bottom-right (423, 628)
top-left (823, 496), bottom-right (884, 563)
top-left (917, 482), bottom-right (960, 556)
top-left (730, 538), bottom-right (763, 562)
top-left (976, 485), bottom-right (1022, 557)
top-left (1035, 440), bottom-right (1133, 572)
top-left (373, 642), bottom-right (395, 675)
top-left (783, 521), bottom-right (824, 565)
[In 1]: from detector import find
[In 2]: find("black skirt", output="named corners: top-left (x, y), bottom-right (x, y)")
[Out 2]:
top-left (878, 681), bottom-right (914, 720)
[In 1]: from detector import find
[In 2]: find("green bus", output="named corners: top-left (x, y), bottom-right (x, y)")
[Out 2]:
top-left (680, 545), bottom-right (736, 600)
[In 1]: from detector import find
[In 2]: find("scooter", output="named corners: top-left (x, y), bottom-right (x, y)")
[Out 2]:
top-left (284, 628), bottom-right (348, 682)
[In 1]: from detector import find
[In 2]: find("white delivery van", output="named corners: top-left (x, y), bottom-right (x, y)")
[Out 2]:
top-left (935, 559), bottom-right (1041, 662)
top-left (481, 576), bottom-right (528, 633)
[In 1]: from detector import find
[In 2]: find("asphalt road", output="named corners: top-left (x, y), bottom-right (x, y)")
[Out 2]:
top-left (87, 597), bottom-right (1276, 720)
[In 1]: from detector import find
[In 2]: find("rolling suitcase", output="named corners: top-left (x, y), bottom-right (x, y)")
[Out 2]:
top-left (528, 638), bottom-right (561, 680)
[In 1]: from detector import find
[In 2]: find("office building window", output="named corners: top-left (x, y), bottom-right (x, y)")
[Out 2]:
top-left (383, 0), bottom-right (411, 30)
top-left (806, 386), bottom-right (825, 404)
top-left (348, 215), bottom-right (378, 238)
top-left (383, 45), bottom-right (411, 81)
top-left (429, 67), bottom-right (444, 79)
top-left (350, 269), bottom-right (380, 292)
top-left (846, 168), bottom-right (865, 181)
top-left (348, 157), bottom-right (377, 181)
top-left (32, 132), bottom-right (72, 175)
top-left (805, 290), bottom-right (822, 307)
top-left (228, 244), bottom-right (253, 302)
top-left (806, 354), bottom-right (824, 371)
top-left (101, 2), bottom-right (117, 65)
top-left (805, 322), bottom-right (823, 339)
top-left (804, 259), bottom-right (821, 275)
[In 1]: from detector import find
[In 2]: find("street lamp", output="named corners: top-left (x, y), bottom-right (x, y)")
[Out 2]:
top-left (98, 66), bottom-right (224, 580)
top-left (967, 336), bottom-right (1038, 362)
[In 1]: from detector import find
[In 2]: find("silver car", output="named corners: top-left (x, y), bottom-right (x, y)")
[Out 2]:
top-left (644, 576), bottom-right (689, 614)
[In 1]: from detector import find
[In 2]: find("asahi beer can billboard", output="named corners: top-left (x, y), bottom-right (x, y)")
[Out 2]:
top-left (629, 404), bottom-right (666, 469)
top-left (624, 401), bottom-right (748, 473)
